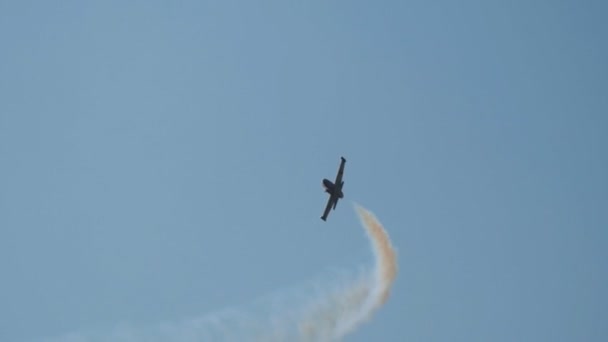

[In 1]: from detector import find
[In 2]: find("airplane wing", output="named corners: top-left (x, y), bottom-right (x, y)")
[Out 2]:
top-left (334, 157), bottom-right (346, 185)
top-left (320, 195), bottom-right (335, 221)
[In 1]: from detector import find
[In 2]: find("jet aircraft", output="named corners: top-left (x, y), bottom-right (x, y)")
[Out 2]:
top-left (320, 156), bottom-right (346, 221)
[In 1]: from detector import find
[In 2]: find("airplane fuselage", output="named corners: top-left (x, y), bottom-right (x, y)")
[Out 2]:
top-left (322, 178), bottom-right (344, 198)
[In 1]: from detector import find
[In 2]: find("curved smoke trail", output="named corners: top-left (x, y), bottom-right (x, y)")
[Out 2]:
top-left (294, 204), bottom-right (398, 341)
top-left (40, 204), bottom-right (397, 342)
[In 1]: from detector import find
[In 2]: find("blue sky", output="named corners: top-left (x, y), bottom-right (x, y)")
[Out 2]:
top-left (1, 1), bottom-right (607, 341)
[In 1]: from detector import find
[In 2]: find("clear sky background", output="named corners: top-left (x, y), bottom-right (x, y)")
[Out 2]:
top-left (1, 1), bottom-right (607, 341)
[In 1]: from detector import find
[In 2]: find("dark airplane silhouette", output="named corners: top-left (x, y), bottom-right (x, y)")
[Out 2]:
top-left (320, 156), bottom-right (346, 221)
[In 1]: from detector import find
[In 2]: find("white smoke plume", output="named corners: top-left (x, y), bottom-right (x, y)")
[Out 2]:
top-left (40, 204), bottom-right (397, 342)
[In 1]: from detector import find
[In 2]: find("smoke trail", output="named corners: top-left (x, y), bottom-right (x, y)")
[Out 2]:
top-left (295, 204), bottom-right (398, 341)
top-left (40, 204), bottom-right (397, 342)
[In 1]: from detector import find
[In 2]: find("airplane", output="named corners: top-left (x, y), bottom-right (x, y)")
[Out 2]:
top-left (320, 156), bottom-right (346, 221)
